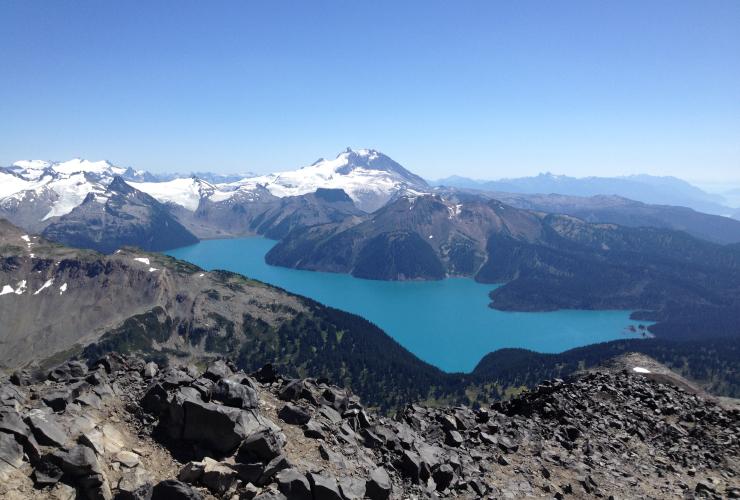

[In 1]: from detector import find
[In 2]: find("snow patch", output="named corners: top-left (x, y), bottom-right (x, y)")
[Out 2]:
top-left (633, 367), bottom-right (651, 374)
top-left (129, 177), bottom-right (221, 211)
top-left (134, 257), bottom-right (150, 265)
top-left (14, 280), bottom-right (27, 294)
top-left (149, 268), bottom-right (159, 272)
top-left (0, 285), bottom-right (13, 295)
top-left (34, 278), bottom-right (55, 295)
top-left (60, 283), bottom-right (67, 294)
top-left (199, 273), bottom-right (204, 277)
top-left (21, 235), bottom-right (30, 242)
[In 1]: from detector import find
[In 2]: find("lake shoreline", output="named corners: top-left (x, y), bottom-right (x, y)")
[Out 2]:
top-left (163, 238), bottom-right (650, 372)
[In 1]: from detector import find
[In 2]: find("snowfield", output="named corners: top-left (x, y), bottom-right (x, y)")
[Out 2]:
top-left (129, 177), bottom-right (220, 212)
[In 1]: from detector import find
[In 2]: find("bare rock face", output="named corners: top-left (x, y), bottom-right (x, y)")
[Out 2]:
top-left (1, 352), bottom-right (740, 500)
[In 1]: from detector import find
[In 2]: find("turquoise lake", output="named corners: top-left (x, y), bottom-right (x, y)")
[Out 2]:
top-left (164, 238), bottom-right (649, 373)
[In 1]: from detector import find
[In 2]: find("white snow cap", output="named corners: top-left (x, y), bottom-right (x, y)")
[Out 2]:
top-left (134, 257), bottom-right (150, 265)
top-left (632, 367), bottom-right (651, 374)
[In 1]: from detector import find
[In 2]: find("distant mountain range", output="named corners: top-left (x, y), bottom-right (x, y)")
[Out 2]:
top-left (430, 172), bottom-right (736, 216)
top-left (3, 149), bottom-right (740, 255)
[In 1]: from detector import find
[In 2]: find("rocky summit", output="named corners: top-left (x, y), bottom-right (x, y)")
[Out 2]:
top-left (1, 353), bottom-right (739, 500)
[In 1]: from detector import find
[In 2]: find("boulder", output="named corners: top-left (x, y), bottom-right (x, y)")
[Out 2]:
top-left (227, 461), bottom-right (265, 485)
top-left (10, 361), bottom-right (46, 386)
top-left (140, 383), bottom-right (170, 416)
top-left (338, 477), bottom-right (366, 500)
top-left (278, 379), bottom-right (302, 401)
top-left (114, 451), bottom-right (141, 468)
top-left (400, 450), bottom-right (429, 484)
top-left (160, 368), bottom-right (194, 389)
top-left (182, 399), bottom-right (259, 454)
top-left (278, 405), bottom-right (310, 425)
top-left (240, 427), bottom-right (283, 461)
top-left (0, 409), bottom-right (31, 440)
top-left (42, 380), bottom-right (89, 412)
top-left (178, 461), bottom-right (206, 484)
top-left (168, 387), bottom-right (201, 440)
top-left (212, 378), bottom-right (258, 409)
top-left (79, 429), bottom-right (105, 455)
top-left (185, 365), bottom-right (202, 379)
top-left (259, 454), bottom-right (292, 485)
top-left (359, 428), bottom-right (383, 449)
top-left (192, 379), bottom-right (213, 402)
top-left (432, 464), bottom-right (457, 491)
top-left (307, 471), bottom-right (343, 500)
top-left (303, 420), bottom-right (325, 439)
top-left (321, 387), bottom-right (348, 413)
top-left (152, 479), bottom-right (202, 500)
top-left (48, 361), bottom-right (88, 383)
top-left (118, 466), bottom-right (153, 500)
top-left (92, 353), bottom-right (127, 374)
top-left (51, 445), bottom-right (104, 477)
top-left (203, 360), bottom-right (233, 382)
top-left (201, 458), bottom-right (237, 495)
top-left (444, 429), bottom-right (463, 447)
top-left (25, 413), bottom-right (67, 447)
top-left (75, 393), bottom-right (101, 409)
top-left (365, 467), bottom-right (391, 500)
top-left (276, 468), bottom-right (312, 500)
top-left (33, 458), bottom-right (64, 485)
top-left (143, 362), bottom-right (158, 379)
top-left (0, 431), bottom-right (23, 469)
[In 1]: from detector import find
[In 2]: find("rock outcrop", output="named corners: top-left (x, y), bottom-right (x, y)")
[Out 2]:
top-left (1, 352), bottom-right (739, 500)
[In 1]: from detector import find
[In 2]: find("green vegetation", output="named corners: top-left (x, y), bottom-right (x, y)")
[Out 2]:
top-left (81, 307), bottom-right (180, 362)
top-left (353, 231), bottom-right (446, 281)
top-left (472, 337), bottom-right (740, 399)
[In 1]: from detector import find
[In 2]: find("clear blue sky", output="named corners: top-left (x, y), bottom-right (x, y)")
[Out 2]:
top-left (1, 1), bottom-right (738, 182)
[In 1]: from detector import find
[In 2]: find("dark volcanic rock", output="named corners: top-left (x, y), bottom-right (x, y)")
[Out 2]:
top-left (25, 413), bottom-right (67, 447)
top-left (33, 458), bottom-right (64, 485)
top-left (92, 353), bottom-right (127, 374)
top-left (278, 379), bottom-right (302, 402)
top-left (48, 361), bottom-right (88, 382)
top-left (182, 399), bottom-right (259, 454)
top-left (0, 431), bottom-right (23, 468)
top-left (152, 479), bottom-right (202, 500)
top-left (140, 382), bottom-right (170, 415)
top-left (366, 467), bottom-right (391, 500)
top-left (240, 427), bottom-right (283, 460)
top-left (276, 468), bottom-right (312, 500)
top-left (10, 361), bottom-right (46, 386)
top-left (203, 360), bottom-right (233, 382)
top-left (307, 471), bottom-right (343, 500)
top-left (278, 404), bottom-right (311, 425)
top-left (51, 445), bottom-right (104, 477)
top-left (212, 378), bottom-right (258, 409)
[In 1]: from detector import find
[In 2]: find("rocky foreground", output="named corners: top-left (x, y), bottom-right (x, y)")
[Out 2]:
top-left (1, 353), bottom-right (739, 500)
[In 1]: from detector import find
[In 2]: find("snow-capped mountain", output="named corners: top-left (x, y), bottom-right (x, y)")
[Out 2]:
top-left (10, 158), bottom-right (128, 185)
top-left (221, 148), bottom-right (429, 213)
top-left (0, 169), bottom-right (109, 232)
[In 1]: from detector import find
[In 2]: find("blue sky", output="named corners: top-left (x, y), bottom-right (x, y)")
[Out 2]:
top-left (1, 1), bottom-right (738, 182)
